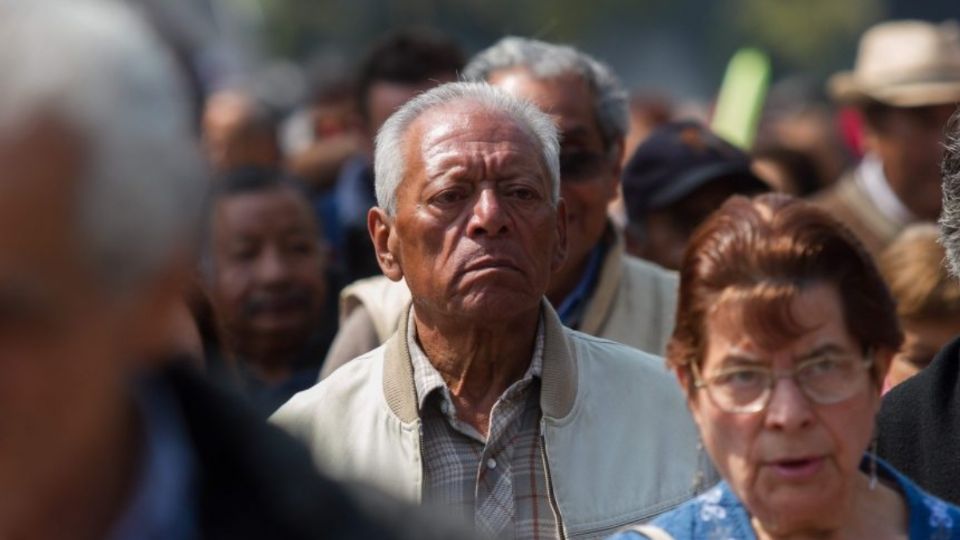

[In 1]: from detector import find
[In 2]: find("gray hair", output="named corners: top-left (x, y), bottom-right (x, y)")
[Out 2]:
top-left (940, 107), bottom-right (960, 277)
top-left (0, 0), bottom-right (206, 292)
top-left (462, 36), bottom-right (628, 152)
top-left (374, 81), bottom-right (560, 215)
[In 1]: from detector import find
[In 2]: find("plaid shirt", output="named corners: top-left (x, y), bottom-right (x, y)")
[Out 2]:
top-left (408, 311), bottom-right (557, 539)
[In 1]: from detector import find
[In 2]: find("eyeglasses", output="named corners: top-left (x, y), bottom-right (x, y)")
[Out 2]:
top-left (690, 352), bottom-right (874, 414)
top-left (559, 150), bottom-right (610, 182)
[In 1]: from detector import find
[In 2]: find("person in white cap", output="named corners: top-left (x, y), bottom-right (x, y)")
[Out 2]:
top-left (814, 20), bottom-right (960, 256)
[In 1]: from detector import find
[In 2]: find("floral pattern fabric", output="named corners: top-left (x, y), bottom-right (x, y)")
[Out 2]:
top-left (608, 457), bottom-right (960, 540)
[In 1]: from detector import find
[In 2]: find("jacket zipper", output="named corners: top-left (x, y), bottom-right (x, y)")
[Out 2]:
top-left (540, 419), bottom-right (566, 539)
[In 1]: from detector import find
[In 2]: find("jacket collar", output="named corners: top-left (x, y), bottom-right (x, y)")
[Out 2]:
top-left (579, 223), bottom-right (625, 336)
top-left (381, 300), bottom-right (578, 424)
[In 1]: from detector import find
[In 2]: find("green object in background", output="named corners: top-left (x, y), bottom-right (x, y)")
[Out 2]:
top-left (711, 47), bottom-right (771, 150)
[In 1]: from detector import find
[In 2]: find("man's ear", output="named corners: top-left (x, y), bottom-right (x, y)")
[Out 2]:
top-left (552, 198), bottom-right (568, 273)
top-left (369, 207), bottom-right (403, 281)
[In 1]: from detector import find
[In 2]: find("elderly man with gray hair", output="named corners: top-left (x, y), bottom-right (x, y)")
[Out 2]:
top-left (876, 107), bottom-right (960, 506)
top-left (0, 1), bottom-right (471, 538)
top-left (321, 37), bottom-right (678, 379)
top-left (272, 81), bottom-right (705, 538)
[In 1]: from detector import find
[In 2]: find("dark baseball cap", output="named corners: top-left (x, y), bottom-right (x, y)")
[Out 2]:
top-left (622, 121), bottom-right (768, 223)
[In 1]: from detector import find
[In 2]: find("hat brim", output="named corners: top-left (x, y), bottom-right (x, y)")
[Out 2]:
top-left (646, 162), bottom-right (768, 211)
top-left (829, 71), bottom-right (960, 107)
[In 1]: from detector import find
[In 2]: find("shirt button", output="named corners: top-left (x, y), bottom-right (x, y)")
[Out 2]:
top-left (486, 458), bottom-right (497, 470)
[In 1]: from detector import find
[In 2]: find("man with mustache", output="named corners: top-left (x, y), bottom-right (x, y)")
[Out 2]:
top-left (208, 167), bottom-right (330, 415)
top-left (272, 82), bottom-right (705, 538)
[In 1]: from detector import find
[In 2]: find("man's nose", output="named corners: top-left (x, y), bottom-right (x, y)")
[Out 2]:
top-left (467, 188), bottom-right (509, 237)
top-left (254, 247), bottom-right (292, 284)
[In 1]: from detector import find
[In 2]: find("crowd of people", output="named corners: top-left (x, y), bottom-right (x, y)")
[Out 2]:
top-left (5, 0), bottom-right (960, 539)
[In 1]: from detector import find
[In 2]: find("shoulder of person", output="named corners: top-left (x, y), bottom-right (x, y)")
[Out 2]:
top-left (566, 328), bottom-right (673, 376)
top-left (880, 335), bottom-right (960, 428)
top-left (620, 253), bottom-right (679, 287)
top-left (271, 345), bottom-right (386, 433)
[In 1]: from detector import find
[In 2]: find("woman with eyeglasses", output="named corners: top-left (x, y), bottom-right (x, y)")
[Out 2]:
top-left (610, 194), bottom-right (960, 540)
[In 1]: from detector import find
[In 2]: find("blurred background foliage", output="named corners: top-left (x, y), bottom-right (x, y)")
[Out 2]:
top-left (199, 0), bottom-right (953, 105)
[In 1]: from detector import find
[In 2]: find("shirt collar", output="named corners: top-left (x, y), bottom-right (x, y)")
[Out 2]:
top-left (555, 241), bottom-right (606, 328)
top-left (856, 153), bottom-right (914, 225)
top-left (407, 308), bottom-right (545, 412)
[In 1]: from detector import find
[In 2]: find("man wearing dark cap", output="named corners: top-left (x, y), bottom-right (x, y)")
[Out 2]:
top-left (622, 121), bottom-right (768, 270)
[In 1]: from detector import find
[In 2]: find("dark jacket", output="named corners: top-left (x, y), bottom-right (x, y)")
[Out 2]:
top-left (876, 335), bottom-right (960, 506)
top-left (163, 362), bottom-right (468, 539)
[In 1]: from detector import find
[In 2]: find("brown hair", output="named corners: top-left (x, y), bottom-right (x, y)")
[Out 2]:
top-left (668, 193), bottom-right (902, 390)
top-left (879, 224), bottom-right (960, 322)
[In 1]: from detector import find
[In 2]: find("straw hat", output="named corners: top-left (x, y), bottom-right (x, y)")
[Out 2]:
top-left (828, 20), bottom-right (960, 107)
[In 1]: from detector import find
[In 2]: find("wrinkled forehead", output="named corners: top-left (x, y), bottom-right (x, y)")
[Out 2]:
top-left (405, 101), bottom-right (546, 168)
top-left (703, 282), bottom-right (852, 360)
top-left (213, 185), bottom-right (318, 235)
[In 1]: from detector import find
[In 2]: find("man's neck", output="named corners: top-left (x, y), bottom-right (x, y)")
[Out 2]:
top-left (228, 336), bottom-right (309, 385)
top-left (413, 306), bottom-right (540, 436)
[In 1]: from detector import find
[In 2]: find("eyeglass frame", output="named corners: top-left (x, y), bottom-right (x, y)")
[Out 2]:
top-left (688, 350), bottom-right (876, 414)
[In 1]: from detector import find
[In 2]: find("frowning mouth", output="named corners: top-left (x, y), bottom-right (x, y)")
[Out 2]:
top-left (461, 257), bottom-right (523, 274)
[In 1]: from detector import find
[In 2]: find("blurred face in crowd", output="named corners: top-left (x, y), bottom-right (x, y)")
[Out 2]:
top-left (885, 317), bottom-right (960, 390)
top-left (487, 68), bottom-right (619, 287)
top-left (202, 92), bottom-right (280, 173)
top-left (0, 120), bottom-right (183, 520)
top-left (370, 103), bottom-right (566, 324)
top-left (682, 283), bottom-right (891, 535)
top-left (211, 185), bottom-right (326, 360)
top-left (365, 73), bottom-right (458, 139)
top-left (865, 104), bottom-right (955, 220)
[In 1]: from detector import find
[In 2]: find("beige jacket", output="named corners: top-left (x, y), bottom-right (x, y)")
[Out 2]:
top-left (274, 303), bottom-right (705, 539)
top-left (320, 229), bottom-right (678, 379)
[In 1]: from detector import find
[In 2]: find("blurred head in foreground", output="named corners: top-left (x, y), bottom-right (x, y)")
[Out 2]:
top-left (0, 0), bottom-right (204, 535)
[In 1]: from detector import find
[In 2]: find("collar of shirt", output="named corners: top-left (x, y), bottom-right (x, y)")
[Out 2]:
top-left (856, 153), bottom-right (915, 225)
top-left (109, 376), bottom-right (198, 540)
top-left (555, 240), bottom-right (606, 328)
top-left (407, 308), bottom-right (545, 428)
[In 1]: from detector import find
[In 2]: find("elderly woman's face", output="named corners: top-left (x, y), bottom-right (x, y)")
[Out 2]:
top-left (689, 283), bottom-right (884, 533)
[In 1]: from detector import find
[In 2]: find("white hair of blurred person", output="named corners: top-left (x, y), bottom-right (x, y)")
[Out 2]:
top-left (0, 0), bottom-right (206, 294)
top-left (373, 81), bottom-right (560, 215)
top-left (462, 36), bottom-right (628, 157)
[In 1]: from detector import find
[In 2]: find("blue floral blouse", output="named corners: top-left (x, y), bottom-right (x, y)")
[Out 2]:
top-left (608, 457), bottom-right (960, 540)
